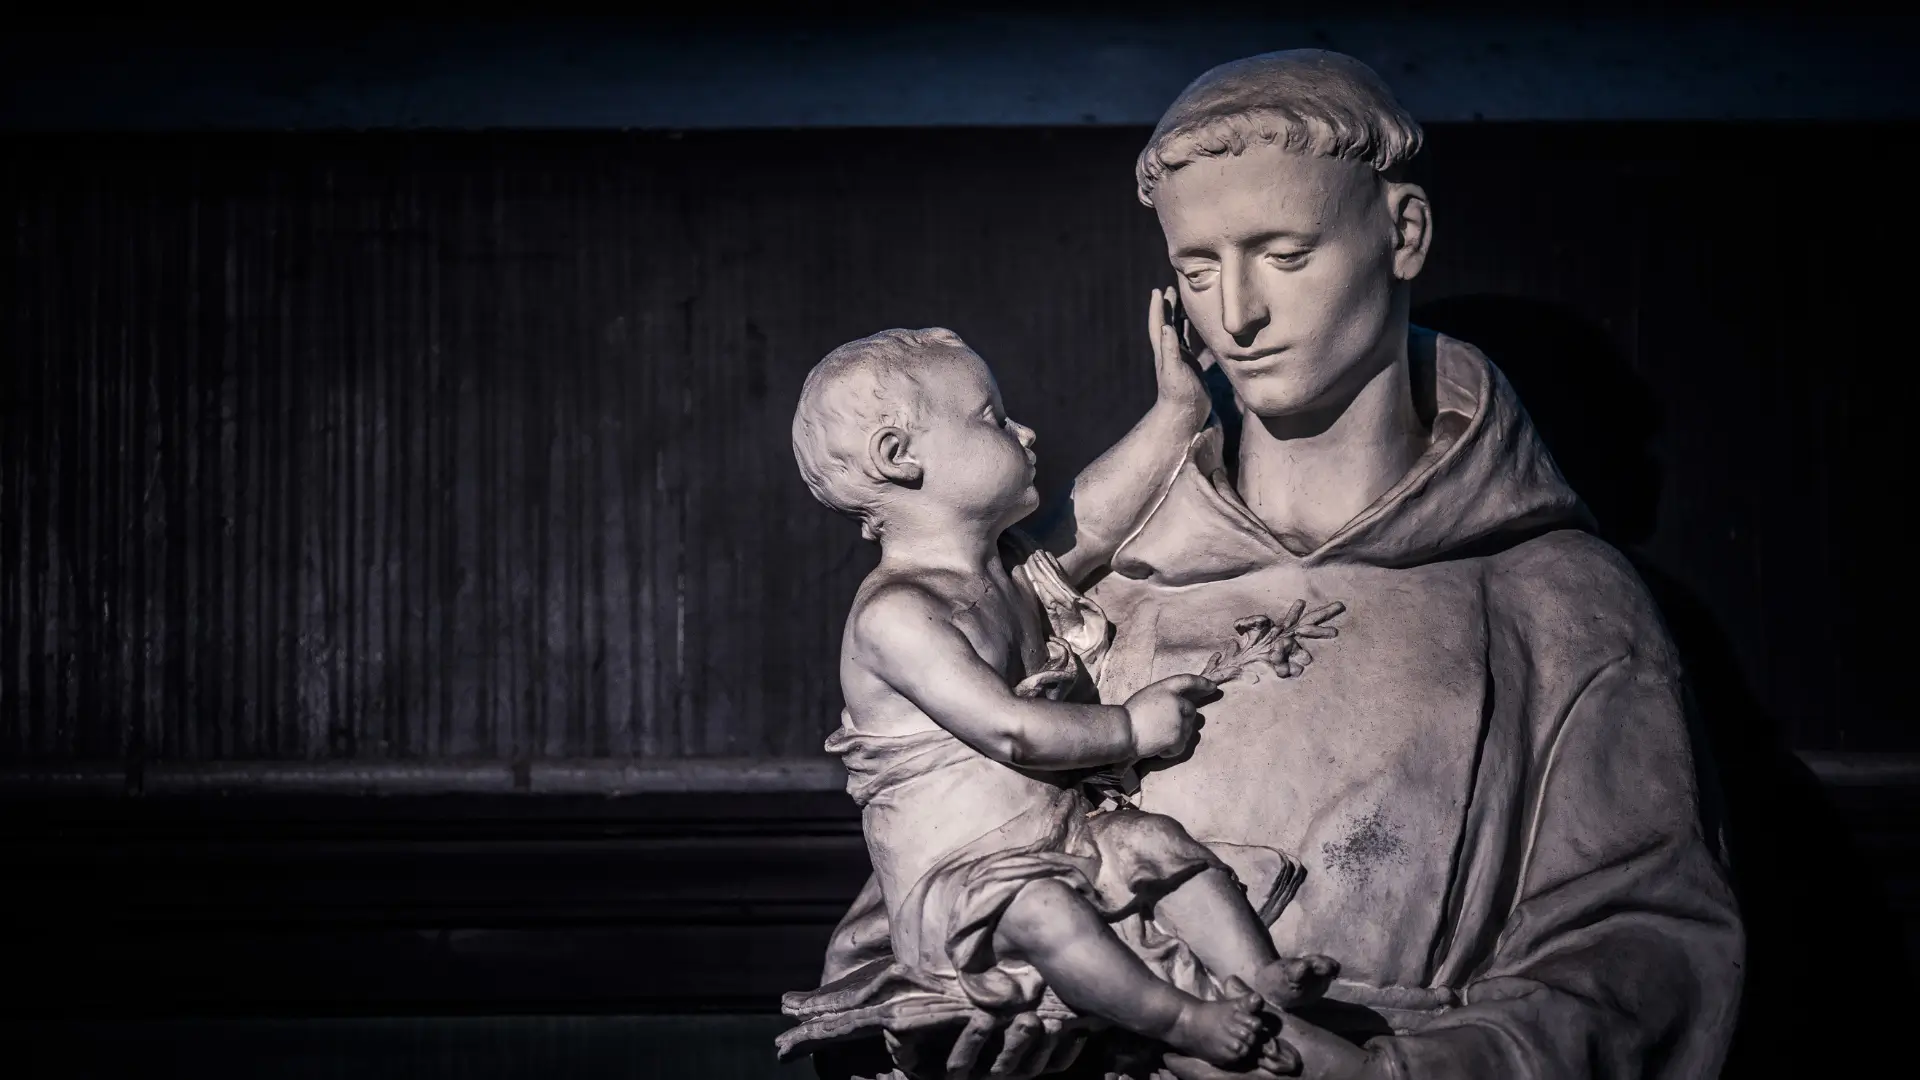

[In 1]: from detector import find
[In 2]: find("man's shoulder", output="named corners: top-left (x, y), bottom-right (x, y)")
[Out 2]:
top-left (1484, 527), bottom-right (1678, 671)
top-left (1491, 526), bottom-right (1639, 585)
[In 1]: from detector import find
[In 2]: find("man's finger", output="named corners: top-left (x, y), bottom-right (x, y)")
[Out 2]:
top-left (989, 1012), bottom-right (1044, 1077)
top-left (1039, 1024), bottom-right (1085, 1075)
top-left (946, 1011), bottom-right (998, 1075)
top-left (1266, 1036), bottom-right (1304, 1076)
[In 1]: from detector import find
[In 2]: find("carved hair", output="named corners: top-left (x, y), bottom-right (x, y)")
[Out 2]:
top-left (1135, 49), bottom-right (1423, 206)
top-left (792, 327), bottom-right (971, 541)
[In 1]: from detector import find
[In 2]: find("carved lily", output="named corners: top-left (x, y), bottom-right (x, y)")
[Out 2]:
top-left (1198, 600), bottom-right (1345, 685)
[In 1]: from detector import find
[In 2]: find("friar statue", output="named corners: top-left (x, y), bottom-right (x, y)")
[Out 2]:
top-left (781, 49), bottom-right (1744, 1080)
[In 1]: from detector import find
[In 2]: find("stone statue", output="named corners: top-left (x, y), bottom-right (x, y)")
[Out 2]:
top-left (781, 49), bottom-right (1744, 1080)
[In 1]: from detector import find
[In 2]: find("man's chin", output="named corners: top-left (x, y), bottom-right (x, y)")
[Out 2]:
top-left (1234, 383), bottom-right (1330, 421)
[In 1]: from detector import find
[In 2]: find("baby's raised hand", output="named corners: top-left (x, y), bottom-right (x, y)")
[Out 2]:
top-left (1149, 286), bottom-right (1213, 430)
top-left (1124, 673), bottom-right (1217, 760)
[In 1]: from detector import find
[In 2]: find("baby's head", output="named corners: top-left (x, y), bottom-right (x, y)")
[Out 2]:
top-left (792, 328), bottom-right (1038, 543)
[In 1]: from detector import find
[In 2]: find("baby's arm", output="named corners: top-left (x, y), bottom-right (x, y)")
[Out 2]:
top-left (1029, 288), bottom-right (1213, 585)
top-left (853, 582), bottom-right (1208, 770)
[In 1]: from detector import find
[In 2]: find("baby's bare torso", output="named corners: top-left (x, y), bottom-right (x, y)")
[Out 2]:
top-left (839, 556), bottom-right (1075, 909)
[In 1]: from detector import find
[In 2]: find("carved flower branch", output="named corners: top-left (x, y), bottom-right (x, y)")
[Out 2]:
top-left (1196, 599), bottom-right (1346, 685)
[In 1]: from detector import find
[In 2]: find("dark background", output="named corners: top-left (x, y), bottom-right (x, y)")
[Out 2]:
top-left (4, 11), bottom-right (1918, 1079)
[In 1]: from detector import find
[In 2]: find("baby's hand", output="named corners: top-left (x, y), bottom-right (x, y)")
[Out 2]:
top-left (1150, 286), bottom-right (1213, 430)
top-left (1124, 674), bottom-right (1217, 760)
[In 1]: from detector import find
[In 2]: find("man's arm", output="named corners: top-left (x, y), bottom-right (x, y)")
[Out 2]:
top-left (854, 583), bottom-right (1145, 770)
top-left (1345, 651), bottom-right (1744, 1080)
top-left (1028, 288), bottom-right (1212, 584)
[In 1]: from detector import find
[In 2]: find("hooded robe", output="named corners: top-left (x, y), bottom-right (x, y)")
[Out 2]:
top-left (1082, 328), bottom-right (1744, 1078)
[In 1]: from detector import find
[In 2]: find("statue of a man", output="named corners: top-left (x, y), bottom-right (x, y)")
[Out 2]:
top-left (1080, 49), bottom-right (1744, 1077)
top-left (784, 49), bottom-right (1744, 1080)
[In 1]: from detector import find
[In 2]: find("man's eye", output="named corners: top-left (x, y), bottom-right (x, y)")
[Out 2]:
top-left (1181, 267), bottom-right (1218, 287)
top-left (1267, 251), bottom-right (1309, 267)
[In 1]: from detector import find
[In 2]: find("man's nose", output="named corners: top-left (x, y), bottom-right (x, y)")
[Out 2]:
top-left (1220, 258), bottom-right (1270, 347)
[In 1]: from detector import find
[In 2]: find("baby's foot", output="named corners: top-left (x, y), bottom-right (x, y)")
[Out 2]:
top-left (1165, 978), bottom-right (1266, 1066)
top-left (1252, 954), bottom-right (1340, 1010)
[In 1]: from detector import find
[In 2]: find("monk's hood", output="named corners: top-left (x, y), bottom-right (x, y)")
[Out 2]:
top-left (1109, 328), bottom-right (1590, 584)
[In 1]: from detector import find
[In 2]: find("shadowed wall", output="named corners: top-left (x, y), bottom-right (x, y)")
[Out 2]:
top-left (2, 124), bottom-right (1909, 778)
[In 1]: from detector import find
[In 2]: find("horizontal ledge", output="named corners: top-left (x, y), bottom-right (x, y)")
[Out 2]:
top-left (0, 758), bottom-right (848, 797)
top-left (3, 750), bottom-right (1919, 796)
top-left (1798, 752), bottom-right (1920, 788)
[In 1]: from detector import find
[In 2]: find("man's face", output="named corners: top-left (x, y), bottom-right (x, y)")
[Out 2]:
top-left (1154, 144), bottom-right (1416, 420)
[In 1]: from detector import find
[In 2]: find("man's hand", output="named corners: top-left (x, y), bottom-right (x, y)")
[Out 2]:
top-left (907, 1008), bottom-right (1085, 1079)
top-left (1161, 1008), bottom-right (1377, 1080)
top-left (1124, 674), bottom-right (1216, 759)
top-left (1260, 1011), bottom-right (1377, 1080)
top-left (1150, 286), bottom-right (1213, 431)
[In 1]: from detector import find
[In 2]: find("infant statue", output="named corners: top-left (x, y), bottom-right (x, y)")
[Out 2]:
top-left (778, 293), bottom-right (1345, 1079)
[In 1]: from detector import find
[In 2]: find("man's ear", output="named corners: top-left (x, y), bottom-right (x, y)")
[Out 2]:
top-left (865, 426), bottom-right (923, 485)
top-left (1386, 181), bottom-right (1432, 282)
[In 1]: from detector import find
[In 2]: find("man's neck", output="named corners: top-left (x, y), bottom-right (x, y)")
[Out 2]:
top-left (1235, 337), bottom-right (1430, 553)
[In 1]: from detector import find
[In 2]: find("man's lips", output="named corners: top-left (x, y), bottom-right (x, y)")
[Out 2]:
top-left (1223, 346), bottom-right (1289, 364)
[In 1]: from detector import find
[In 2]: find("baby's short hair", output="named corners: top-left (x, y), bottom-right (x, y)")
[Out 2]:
top-left (792, 327), bottom-right (972, 539)
top-left (1136, 49), bottom-right (1423, 207)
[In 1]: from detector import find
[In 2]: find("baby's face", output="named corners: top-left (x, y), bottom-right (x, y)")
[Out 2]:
top-left (911, 351), bottom-right (1040, 528)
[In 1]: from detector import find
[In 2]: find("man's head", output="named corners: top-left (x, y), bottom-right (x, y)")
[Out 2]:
top-left (792, 328), bottom-right (1038, 542)
top-left (1138, 50), bottom-right (1433, 420)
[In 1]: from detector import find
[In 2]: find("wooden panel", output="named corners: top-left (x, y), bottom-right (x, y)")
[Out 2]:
top-left (4, 778), bottom-right (1914, 1079)
top-left (21, 1016), bottom-right (813, 1080)
top-left (2, 124), bottom-right (1913, 770)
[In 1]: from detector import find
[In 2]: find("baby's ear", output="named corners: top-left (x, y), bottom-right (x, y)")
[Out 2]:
top-left (865, 426), bottom-right (923, 485)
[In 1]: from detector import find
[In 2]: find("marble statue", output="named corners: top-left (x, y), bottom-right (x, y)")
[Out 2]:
top-left (780, 49), bottom-right (1744, 1080)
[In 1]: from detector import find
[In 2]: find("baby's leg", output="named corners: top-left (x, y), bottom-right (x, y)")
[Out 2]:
top-left (1153, 866), bottom-right (1281, 982)
top-left (1155, 866), bottom-right (1341, 1009)
top-left (993, 878), bottom-right (1265, 1067)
